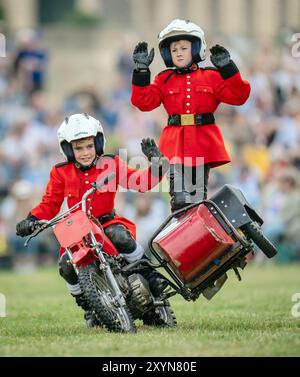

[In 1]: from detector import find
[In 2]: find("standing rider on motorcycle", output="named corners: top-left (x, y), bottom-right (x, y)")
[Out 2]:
top-left (16, 113), bottom-right (169, 327)
top-left (131, 19), bottom-right (251, 213)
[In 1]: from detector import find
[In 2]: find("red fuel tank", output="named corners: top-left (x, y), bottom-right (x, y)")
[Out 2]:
top-left (152, 204), bottom-right (235, 283)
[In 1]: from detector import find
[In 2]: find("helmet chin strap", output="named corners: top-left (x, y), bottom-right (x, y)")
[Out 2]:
top-left (74, 156), bottom-right (99, 172)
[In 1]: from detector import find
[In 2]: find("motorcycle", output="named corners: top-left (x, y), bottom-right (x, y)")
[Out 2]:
top-left (24, 173), bottom-right (176, 333)
top-left (25, 174), bottom-right (277, 331)
top-left (148, 184), bottom-right (278, 301)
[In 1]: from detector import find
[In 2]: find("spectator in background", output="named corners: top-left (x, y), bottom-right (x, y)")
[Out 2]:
top-left (12, 28), bottom-right (47, 94)
top-left (123, 192), bottom-right (168, 253)
top-left (231, 164), bottom-right (260, 208)
top-left (1, 180), bottom-right (41, 272)
top-left (261, 168), bottom-right (300, 263)
top-left (0, 112), bottom-right (31, 179)
top-left (64, 84), bottom-right (119, 132)
top-left (116, 34), bottom-right (136, 88)
top-left (0, 214), bottom-right (11, 269)
top-left (64, 84), bottom-right (102, 118)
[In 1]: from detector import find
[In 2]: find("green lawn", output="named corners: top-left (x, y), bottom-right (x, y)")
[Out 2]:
top-left (0, 263), bottom-right (299, 356)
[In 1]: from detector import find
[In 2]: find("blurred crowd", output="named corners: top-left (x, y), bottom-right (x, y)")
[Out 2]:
top-left (0, 28), bottom-right (299, 271)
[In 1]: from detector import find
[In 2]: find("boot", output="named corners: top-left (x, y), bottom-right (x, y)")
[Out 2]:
top-left (169, 164), bottom-right (192, 213)
top-left (170, 191), bottom-right (192, 212)
top-left (189, 189), bottom-right (206, 203)
top-left (73, 293), bottom-right (101, 328)
top-left (139, 265), bottom-right (169, 297)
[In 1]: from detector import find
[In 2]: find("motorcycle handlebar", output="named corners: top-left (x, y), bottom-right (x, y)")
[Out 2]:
top-left (24, 173), bottom-right (116, 246)
top-left (24, 220), bottom-right (49, 247)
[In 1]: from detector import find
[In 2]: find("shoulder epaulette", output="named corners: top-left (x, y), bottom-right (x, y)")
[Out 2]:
top-left (101, 154), bottom-right (115, 159)
top-left (158, 68), bottom-right (174, 76)
top-left (55, 161), bottom-right (71, 168)
top-left (201, 66), bottom-right (218, 71)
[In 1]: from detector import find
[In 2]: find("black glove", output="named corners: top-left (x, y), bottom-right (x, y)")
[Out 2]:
top-left (141, 138), bottom-right (163, 161)
top-left (16, 219), bottom-right (36, 237)
top-left (141, 138), bottom-right (169, 178)
top-left (133, 42), bottom-right (154, 71)
top-left (210, 44), bottom-right (231, 68)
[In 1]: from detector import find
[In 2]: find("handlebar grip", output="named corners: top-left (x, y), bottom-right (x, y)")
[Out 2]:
top-left (29, 221), bottom-right (43, 232)
top-left (29, 221), bottom-right (36, 231)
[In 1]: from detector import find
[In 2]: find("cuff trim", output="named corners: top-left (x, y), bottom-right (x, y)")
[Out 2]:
top-left (218, 60), bottom-right (239, 79)
top-left (132, 69), bottom-right (151, 86)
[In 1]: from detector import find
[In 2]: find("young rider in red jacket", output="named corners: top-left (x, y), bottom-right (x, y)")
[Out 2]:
top-left (16, 113), bottom-right (169, 327)
top-left (131, 19), bottom-right (251, 212)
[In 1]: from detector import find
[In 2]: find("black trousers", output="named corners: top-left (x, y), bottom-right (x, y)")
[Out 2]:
top-left (168, 163), bottom-right (210, 211)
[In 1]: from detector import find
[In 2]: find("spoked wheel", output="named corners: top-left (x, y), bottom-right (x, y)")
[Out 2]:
top-left (78, 263), bottom-right (136, 333)
top-left (142, 300), bottom-right (177, 327)
top-left (241, 222), bottom-right (278, 258)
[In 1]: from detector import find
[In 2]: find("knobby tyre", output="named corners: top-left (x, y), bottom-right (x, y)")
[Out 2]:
top-left (142, 300), bottom-right (177, 327)
top-left (78, 263), bottom-right (136, 333)
top-left (242, 222), bottom-right (277, 258)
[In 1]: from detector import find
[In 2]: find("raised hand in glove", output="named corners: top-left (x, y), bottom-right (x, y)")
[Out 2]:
top-left (133, 42), bottom-right (154, 71)
top-left (16, 219), bottom-right (36, 237)
top-left (141, 138), bottom-right (169, 178)
top-left (210, 44), bottom-right (231, 68)
top-left (141, 138), bottom-right (163, 161)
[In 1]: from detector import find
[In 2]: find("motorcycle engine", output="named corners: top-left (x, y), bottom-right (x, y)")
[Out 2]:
top-left (128, 273), bottom-right (153, 311)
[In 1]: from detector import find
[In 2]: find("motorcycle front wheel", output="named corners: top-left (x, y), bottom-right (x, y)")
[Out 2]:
top-left (78, 263), bottom-right (136, 333)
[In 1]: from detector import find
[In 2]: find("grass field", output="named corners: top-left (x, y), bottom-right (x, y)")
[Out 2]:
top-left (0, 263), bottom-right (299, 357)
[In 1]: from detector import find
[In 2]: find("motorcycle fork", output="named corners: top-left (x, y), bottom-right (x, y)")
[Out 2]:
top-left (65, 248), bottom-right (79, 274)
top-left (89, 231), bottom-right (127, 307)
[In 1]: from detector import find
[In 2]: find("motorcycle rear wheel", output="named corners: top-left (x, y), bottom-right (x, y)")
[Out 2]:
top-left (241, 222), bottom-right (277, 258)
top-left (142, 301), bottom-right (177, 327)
top-left (78, 263), bottom-right (136, 333)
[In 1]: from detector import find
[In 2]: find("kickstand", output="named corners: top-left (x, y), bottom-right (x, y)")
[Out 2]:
top-left (233, 267), bottom-right (242, 281)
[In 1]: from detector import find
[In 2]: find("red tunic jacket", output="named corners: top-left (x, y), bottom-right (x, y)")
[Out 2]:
top-left (131, 67), bottom-right (251, 167)
top-left (31, 155), bottom-right (162, 239)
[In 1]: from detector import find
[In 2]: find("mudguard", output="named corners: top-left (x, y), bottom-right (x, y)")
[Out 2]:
top-left (210, 184), bottom-right (263, 228)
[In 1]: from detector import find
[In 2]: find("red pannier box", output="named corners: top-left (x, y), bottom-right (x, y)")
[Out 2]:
top-left (152, 204), bottom-right (235, 283)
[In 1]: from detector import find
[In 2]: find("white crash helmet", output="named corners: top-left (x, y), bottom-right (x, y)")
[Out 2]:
top-left (57, 113), bottom-right (106, 162)
top-left (158, 19), bottom-right (206, 67)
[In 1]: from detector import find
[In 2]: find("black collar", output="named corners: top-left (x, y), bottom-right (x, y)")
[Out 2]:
top-left (164, 63), bottom-right (198, 83)
top-left (175, 62), bottom-right (198, 74)
top-left (75, 156), bottom-right (99, 172)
